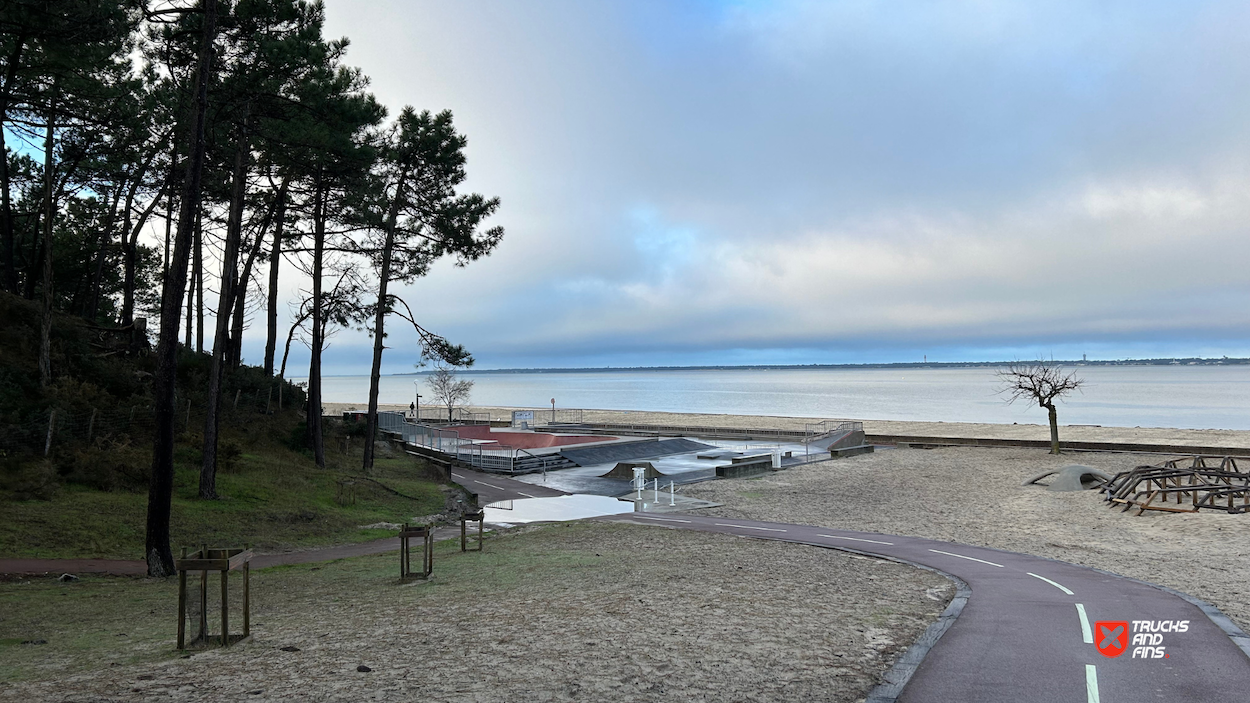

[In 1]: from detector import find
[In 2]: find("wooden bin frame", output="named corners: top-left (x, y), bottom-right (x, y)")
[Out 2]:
top-left (176, 545), bottom-right (253, 649)
top-left (461, 510), bottom-right (485, 552)
top-left (399, 523), bottom-right (433, 580)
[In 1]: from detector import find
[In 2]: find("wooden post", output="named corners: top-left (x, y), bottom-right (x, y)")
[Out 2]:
top-left (177, 547), bottom-right (187, 649)
top-left (278, 382), bottom-right (283, 410)
top-left (233, 389), bottom-right (241, 411)
top-left (399, 522), bottom-right (407, 579)
top-left (87, 408), bottom-right (97, 443)
top-left (460, 518), bottom-right (466, 552)
top-left (186, 399), bottom-right (192, 429)
top-left (221, 567), bottom-right (229, 646)
top-left (243, 543), bottom-right (250, 638)
top-left (43, 409), bottom-right (56, 456)
top-left (199, 544), bottom-right (208, 643)
top-left (265, 387), bottom-right (272, 414)
top-left (425, 527), bottom-right (433, 576)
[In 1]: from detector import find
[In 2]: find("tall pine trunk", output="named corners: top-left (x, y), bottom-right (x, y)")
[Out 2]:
top-left (122, 170), bottom-right (169, 325)
top-left (85, 187), bottom-right (123, 320)
top-left (228, 178), bottom-right (284, 368)
top-left (306, 177), bottom-right (326, 468)
top-left (194, 210), bottom-right (203, 352)
top-left (146, 0), bottom-right (217, 578)
top-left (363, 173), bottom-right (408, 472)
top-left (38, 96), bottom-right (55, 388)
top-left (262, 181), bottom-right (287, 376)
top-left (200, 116), bottom-right (249, 499)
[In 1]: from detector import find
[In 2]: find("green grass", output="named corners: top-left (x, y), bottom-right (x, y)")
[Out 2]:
top-left (0, 437), bottom-right (450, 560)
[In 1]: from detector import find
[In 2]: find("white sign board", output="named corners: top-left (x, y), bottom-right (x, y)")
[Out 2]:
top-left (511, 410), bottom-right (535, 428)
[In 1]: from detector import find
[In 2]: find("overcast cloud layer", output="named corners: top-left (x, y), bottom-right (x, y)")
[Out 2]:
top-left (259, 0), bottom-right (1250, 373)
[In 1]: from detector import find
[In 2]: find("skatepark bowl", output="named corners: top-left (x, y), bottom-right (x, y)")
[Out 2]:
top-left (482, 495), bottom-right (635, 524)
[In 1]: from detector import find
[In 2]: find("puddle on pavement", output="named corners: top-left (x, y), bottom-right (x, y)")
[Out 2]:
top-left (483, 494), bottom-right (634, 524)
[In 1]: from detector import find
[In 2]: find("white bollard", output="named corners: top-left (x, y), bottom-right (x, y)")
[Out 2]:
top-left (633, 467), bottom-right (646, 499)
top-left (654, 478), bottom-right (660, 502)
top-left (669, 481), bottom-right (676, 506)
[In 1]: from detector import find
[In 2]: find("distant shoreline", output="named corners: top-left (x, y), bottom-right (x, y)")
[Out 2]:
top-left (352, 357), bottom-right (1250, 376)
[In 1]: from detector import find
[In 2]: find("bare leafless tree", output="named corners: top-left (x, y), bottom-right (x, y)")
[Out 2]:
top-left (997, 362), bottom-right (1084, 454)
top-left (426, 362), bottom-right (473, 422)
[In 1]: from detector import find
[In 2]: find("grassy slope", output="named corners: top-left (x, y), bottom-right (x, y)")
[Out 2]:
top-left (0, 444), bottom-right (448, 560)
top-left (0, 292), bottom-right (450, 560)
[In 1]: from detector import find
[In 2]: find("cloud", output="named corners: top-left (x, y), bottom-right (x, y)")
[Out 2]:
top-left (257, 0), bottom-right (1250, 370)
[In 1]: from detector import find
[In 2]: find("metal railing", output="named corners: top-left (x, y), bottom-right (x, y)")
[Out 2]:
top-left (410, 407), bottom-right (490, 425)
top-left (531, 408), bottom-right (585, 426)
top-left (451, 443), bottom-right (570, 474)
top-left (802, 420), bottom-right (864, 444)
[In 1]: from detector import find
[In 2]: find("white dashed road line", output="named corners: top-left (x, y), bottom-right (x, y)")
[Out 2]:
top-left (1028, 572), bottom-right (1075, 595)
top-left (473, 479), bottom-right (505, 490)
top-left (928, 549), bottom-right (1004, 568)
top-left (715, 523), bottom-right (788, 532)
top-left (633, 516), bottom-right (692, 523)
top-left (817, 534), bottom-right (895, 545)
top-left (1076, 604), bottom-right (1093, 644)
top-left (1085, 664), bottom-right (1100, 703)
top-left (516, 492), bottom-right (536, 498)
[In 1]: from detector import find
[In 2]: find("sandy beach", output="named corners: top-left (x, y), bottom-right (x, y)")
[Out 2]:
top-left (683, 445), bottom-right (1250, 633)
top-left (323, 403), bottom-right (1250, 449)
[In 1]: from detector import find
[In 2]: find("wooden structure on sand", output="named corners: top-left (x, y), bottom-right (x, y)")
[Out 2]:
top-left (176, 546), bottom-right (253, 649)
top-left (1104, 457), bottom-right (1250, 515)
top-left (399, 523), bottom-right (433, 580)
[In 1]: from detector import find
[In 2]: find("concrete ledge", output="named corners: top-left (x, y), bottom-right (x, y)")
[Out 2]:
top-left (715, 460), bottom-right (772, 479)
top-left (830, 444), bottom-right (875, 459)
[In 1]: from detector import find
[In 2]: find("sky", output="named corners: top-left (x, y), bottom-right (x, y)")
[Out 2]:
top-left (259, 0), bottom-right (1250, 373)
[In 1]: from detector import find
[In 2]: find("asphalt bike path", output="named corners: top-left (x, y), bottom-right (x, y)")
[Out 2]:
top-left (470, 472), bottom-right (1250, 702)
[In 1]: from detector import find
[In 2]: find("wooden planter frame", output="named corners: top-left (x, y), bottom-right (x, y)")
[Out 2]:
top-left (399, 524), bottom-right (433, 580)
top-left (176, 545), bottom-right (253, 649)
top-left (461, 510), bottom-right (485, 552)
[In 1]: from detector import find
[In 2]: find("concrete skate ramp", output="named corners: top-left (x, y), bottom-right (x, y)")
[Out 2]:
top-left (560, 438), bottom-right (713, 467)
top-left (806, 429), bottom-right (866, 452)
top-left (599, 462), bottom-right (666, 480)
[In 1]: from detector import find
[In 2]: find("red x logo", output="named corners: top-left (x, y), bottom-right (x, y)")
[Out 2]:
top-left (1096, 621), bottom-right (1129, 658)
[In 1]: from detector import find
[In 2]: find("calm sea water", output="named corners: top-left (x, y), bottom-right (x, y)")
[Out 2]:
top-left (303, 365), bottom-right (1250, 430)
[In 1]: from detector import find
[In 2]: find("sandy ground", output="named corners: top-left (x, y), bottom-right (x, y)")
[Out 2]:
top-left (1, 523), bottom-right (950, 703)
top-left (323, 403), bottom-right (1250, 449)
top-left (682, 446), bottom-right (1250, 632)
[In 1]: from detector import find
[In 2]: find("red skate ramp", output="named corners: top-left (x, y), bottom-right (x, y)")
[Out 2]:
top-left (448, 424), bottom-right (616, 450)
